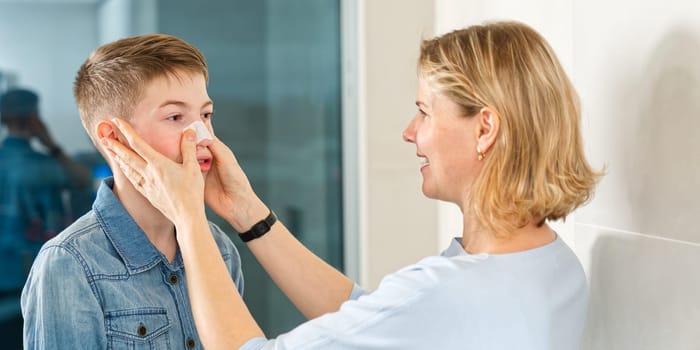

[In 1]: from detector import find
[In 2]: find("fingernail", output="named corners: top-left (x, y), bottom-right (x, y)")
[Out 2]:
top-left (184, 121), bottom-right (212, 143)
top-left (185, 130), bottom-right (196, 141)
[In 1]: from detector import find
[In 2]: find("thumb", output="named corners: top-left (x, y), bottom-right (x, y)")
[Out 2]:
top-left (181, 129), bottom-right (198, 167)
top-left (209, 136), bottom-right (237, 165)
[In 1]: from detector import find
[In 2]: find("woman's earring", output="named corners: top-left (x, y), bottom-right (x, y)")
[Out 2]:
top-left (477, 147), bottom-right (485, 161)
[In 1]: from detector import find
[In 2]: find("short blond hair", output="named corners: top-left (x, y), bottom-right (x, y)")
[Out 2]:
top-left (419, 21), bottom-right (602, 236)
top-left (74, 34), bottom-right (208, 139)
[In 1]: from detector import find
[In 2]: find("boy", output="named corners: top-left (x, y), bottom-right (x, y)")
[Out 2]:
top-left (21, 34), bottom-right (244, 349)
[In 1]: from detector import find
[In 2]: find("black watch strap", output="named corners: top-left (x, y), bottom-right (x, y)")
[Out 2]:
top-left (238, 211), bottom-right (277, 243)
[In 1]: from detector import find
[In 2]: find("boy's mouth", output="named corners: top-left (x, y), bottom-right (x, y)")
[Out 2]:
top-left (198, 157), bottom-right (212, 172)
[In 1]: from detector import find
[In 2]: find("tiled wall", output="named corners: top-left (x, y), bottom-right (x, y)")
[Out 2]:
top-left (573, 0), bottom-right (700, 348)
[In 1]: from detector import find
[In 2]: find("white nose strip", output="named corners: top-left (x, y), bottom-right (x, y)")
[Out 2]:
top-left (184, 121), bottom-right (213, 143)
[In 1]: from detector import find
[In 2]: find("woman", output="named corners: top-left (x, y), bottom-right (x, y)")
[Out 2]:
top-left (104, 21), bottom-right (601, 349)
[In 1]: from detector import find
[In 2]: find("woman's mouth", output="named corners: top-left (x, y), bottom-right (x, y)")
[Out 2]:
top-left (419, 156), bottom-right (429, 169)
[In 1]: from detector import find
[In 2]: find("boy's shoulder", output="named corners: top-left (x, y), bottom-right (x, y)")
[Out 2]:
top-left (36, 210), bottom-right (126, 275)
top-left (207, 220), bottom-right (241, 257)
top-left (43, 210), bottom-right (106, 250)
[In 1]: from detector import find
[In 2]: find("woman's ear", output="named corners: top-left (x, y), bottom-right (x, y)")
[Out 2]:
top-left (476, 107), bottom-right (501, 155)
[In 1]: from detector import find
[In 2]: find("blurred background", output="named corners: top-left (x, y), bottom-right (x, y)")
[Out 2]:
top-left (2, 0), bottom-right (699, 349)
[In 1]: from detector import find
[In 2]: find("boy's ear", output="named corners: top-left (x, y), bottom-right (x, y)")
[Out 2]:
top-left (95, 120), bottom-right (125, 144)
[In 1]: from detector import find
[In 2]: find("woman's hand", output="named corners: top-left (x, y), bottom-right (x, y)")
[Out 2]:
top-left (101, 118), bottom-right (205, 225)
top-left (204, 136), bottom-right (268, 232)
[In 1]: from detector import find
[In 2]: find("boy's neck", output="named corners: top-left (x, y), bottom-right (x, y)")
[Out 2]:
top-left (112, 174), bottom-right (178, 262)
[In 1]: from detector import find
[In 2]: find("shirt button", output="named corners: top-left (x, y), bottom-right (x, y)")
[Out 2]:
top-left (186, 337), bottom-right (196, 348)
top-left (137, 323), bottom-right (147, 337)
top-left (168, 273), bottom-right (179, 285)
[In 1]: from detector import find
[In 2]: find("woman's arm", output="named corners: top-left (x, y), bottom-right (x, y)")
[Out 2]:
top-left (240, 210), bottom-right (354, 319)
top-left (205, 138), bottom-right (353, 318)
top-left (176, 211), bottom-right (264, 349)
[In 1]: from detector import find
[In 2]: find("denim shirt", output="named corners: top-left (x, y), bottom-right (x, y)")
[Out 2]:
top-left (21, 178), bottom-right (244, 350)
top-left (242, 236), bottom-right (587, 349)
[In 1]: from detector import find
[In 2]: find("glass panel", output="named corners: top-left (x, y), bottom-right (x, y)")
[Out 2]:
top-left (0, 0), bottom-right (342, 346)
top-left (157, 0), bottom-right (343, 335)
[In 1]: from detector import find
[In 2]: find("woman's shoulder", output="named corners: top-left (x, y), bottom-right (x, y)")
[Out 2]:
top-left (383, 236), bottom-right (585, 298)
top-left (375, 253), bottom-right (491, 300)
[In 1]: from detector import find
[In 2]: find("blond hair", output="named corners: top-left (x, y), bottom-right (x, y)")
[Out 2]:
top-left (418, 21), bottom-right (602, 236)
top-left (74, 34), bottom-right (208, 140)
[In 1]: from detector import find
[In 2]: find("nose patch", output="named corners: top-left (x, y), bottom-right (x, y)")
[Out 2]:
top-left (184, 121), bottom-right (213, 143)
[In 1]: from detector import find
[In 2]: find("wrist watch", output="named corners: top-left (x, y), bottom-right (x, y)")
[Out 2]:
top-left (238, 211), bottom-right (277, 243)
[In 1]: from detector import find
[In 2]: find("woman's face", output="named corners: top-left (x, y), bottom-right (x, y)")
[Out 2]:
top-left (403, 78), bottom-right (482, 205)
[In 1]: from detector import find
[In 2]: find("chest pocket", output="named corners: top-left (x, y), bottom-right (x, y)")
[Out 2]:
top-left (105, 308), bottom-right (171, 350)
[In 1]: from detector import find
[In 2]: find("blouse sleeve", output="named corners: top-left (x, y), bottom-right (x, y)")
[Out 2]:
top-left (239, 259), bottom-right (450, 350)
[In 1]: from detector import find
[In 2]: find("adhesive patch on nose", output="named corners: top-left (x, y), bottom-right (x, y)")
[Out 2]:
top-left (184, 121), bottom-right (213, 143)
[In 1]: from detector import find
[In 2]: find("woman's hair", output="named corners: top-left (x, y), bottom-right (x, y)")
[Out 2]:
top-left (74, 34), bottom-right (208, 139)
top-left (418, 21), bottom-right (602, 236)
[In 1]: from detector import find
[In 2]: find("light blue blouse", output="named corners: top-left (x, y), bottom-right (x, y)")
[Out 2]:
top-left (242, 235), bottom-right (587, 349)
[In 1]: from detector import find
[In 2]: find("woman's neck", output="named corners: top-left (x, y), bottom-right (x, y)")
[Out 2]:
top-left (461, 219), bottom-right (556, 255)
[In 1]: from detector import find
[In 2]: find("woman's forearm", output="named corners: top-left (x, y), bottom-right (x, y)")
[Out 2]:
top-left (233, 205), bottom-right (354, 319)
top-left (176, 213), bottom-right (264, 349)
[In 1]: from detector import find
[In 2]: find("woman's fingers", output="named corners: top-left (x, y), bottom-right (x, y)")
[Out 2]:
top-left (111, 118), bottom-right (162, 164)
top-left (99, 118), bottom-right (206, 224)
top-left (181, 129), bottom-right (199, 169)
top-left (101, 136), bottom-right (149, 191)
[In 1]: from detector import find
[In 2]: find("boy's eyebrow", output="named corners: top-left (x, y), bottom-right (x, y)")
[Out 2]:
top-left (159, 100), bottom-right (214, 109)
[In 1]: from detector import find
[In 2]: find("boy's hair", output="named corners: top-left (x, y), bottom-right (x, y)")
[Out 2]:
top-left (74, 34), bottom-right (208, 141)
top-left (419, 21), bottom-right (603, 236)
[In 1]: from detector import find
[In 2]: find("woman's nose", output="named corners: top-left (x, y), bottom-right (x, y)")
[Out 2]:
top-left (402, 119), bottom-right (416, 143)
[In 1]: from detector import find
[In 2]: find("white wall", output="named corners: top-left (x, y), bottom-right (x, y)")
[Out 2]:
top-left (0, 3), bottom-right (98, 154)
top-left (358, 0), bottom-right (438, 288)
top-left (573, 0), bottom-right (700, 348)
top-left (359, 0), bottom-right (700, 347)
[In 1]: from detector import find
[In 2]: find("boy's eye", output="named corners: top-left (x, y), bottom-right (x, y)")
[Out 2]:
top-left (203, 112), bottom-right (214, 120)
top-left (167, 114), bottom-right (182, 121)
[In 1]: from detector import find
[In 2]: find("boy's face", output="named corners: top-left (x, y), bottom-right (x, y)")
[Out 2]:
top-left (129, 71), bottom-right (214, 174)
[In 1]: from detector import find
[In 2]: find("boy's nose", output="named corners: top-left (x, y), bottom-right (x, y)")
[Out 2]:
top-left (197, 138), bottom-right (212, 147)
top-left (185, 121), bottom-right (213, 146)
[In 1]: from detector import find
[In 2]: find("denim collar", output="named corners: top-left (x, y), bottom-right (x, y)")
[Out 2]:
top-left (93, 177), bottom-right (183, 273)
